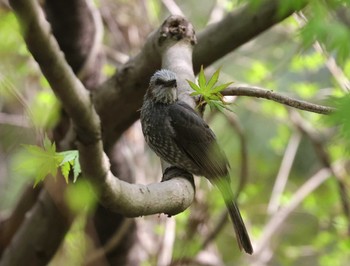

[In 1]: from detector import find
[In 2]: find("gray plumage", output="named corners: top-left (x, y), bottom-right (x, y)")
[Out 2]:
top-left (140, 69), bottom-right (253, 254)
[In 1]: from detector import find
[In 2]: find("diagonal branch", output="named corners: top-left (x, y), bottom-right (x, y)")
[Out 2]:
top-left (193, 0), bottom-right (308, 71)
top-left (222, 85), bottom-right (335, 115)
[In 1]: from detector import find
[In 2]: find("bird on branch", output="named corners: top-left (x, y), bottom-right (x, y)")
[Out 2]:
top-left (140, 69), bottom-right (253, 254)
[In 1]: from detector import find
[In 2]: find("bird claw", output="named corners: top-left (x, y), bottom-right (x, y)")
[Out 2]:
top-left (162, 166), bottom-right (195, 189)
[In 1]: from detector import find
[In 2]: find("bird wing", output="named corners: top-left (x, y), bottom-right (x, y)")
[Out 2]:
top-left (168, 101), bottom-right (229, 178)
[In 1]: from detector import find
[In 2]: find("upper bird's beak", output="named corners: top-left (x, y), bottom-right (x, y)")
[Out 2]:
top-left (164, 79), bottom-right (177, 88)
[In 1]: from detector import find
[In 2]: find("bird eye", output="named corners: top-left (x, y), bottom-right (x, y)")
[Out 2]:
top-left (155, 79), bottom-right (165, 86)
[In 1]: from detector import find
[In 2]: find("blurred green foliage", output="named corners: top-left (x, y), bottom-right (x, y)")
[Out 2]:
top-left (0, 0), bottom-right (350, 265)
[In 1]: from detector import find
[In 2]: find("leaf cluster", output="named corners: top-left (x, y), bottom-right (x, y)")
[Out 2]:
top-left (187, 66), bottom-right (233, 112)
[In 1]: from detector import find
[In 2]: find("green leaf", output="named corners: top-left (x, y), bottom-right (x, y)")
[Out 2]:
top-left (58, 150), bottom-right (81, 183)
top-left (187, 80), bottom-right (201, 92)
top-left (21, 138), bottom-right (81, 185)
top-left (61, 161), bottom-right (71, 183)
top-left (210, 100), bottom-right (234, 113)
top-left (73, 155), bottom-right (81, 183)
top-left (211, 82), bottom-right (233, 93)
top-left (206, 67), bottom-right (221, 90)
top-left (22, 142), bottom-right (61, 186)
top-left (59, 150), bottom-right (79, 165)
top-left (187, 67), bottom-right (234, 113)
top-left (198, 65), bottom-right (206, 89)
top-left (43, 135), bottom-right (53, 152)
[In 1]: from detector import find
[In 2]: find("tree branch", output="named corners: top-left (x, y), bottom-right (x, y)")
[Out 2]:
top-left (222, 85), bottom-right (335, 115)
top-left (193, 0), bottom-right (308, 71)
top-left (3, 1), bottom-right (196, 265)
top-left (9, 0), bottom-right (195, 217)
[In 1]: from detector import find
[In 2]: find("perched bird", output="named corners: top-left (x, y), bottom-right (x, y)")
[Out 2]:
top-left (140, 69), bottom-right (253, 254)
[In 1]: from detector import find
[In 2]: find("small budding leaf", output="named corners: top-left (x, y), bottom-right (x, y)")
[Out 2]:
top-left (187, 66), bottom-right (234, 113)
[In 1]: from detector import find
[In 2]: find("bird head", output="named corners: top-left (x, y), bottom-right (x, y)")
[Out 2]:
top-left (146, 69), bottom-right (178, 104)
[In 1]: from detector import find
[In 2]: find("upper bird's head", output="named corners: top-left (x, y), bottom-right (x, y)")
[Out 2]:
top-left (146, 69), bottom-right (178, 104)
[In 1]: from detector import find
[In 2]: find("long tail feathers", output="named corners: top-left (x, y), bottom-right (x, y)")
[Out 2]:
top-left (216, 180), bottom-right (253, 254)
top-left (225, 199), bottom-right (253, 254)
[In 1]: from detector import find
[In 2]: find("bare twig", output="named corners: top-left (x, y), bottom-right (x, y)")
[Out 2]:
top-left (267, 132), bottom-right (302, 214)
top-left (222, 85), bottom-right (335, 115)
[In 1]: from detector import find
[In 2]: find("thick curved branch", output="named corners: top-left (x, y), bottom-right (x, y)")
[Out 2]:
top-left (222, 85), bottom-right (335, 115)
top-left (193, 0), bottom-right (307, 71)
top-left (3, 2), bottom-right (197, 264)
top-left (9, 0), bottom-right (194, 219)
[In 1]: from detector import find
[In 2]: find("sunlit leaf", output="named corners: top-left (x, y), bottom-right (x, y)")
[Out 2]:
top-left (22, 142), bottom-right (61, 186)
top-left (61, 161), bottom-right (71, 183)
top-left (198, 65), bottom-right (206, 89)
top-left (206, 67), bottom-right (221, 90)
top-left (211, 82), bottom-right (233, 93)
top-left (187, 67), bottom-right (234, 113)
top-left (187, 80), bottom-right (201, 92)
top-left (73, 156), bottom-right (81, 183)
top-left (59, 150), bottom-right (79, 165)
